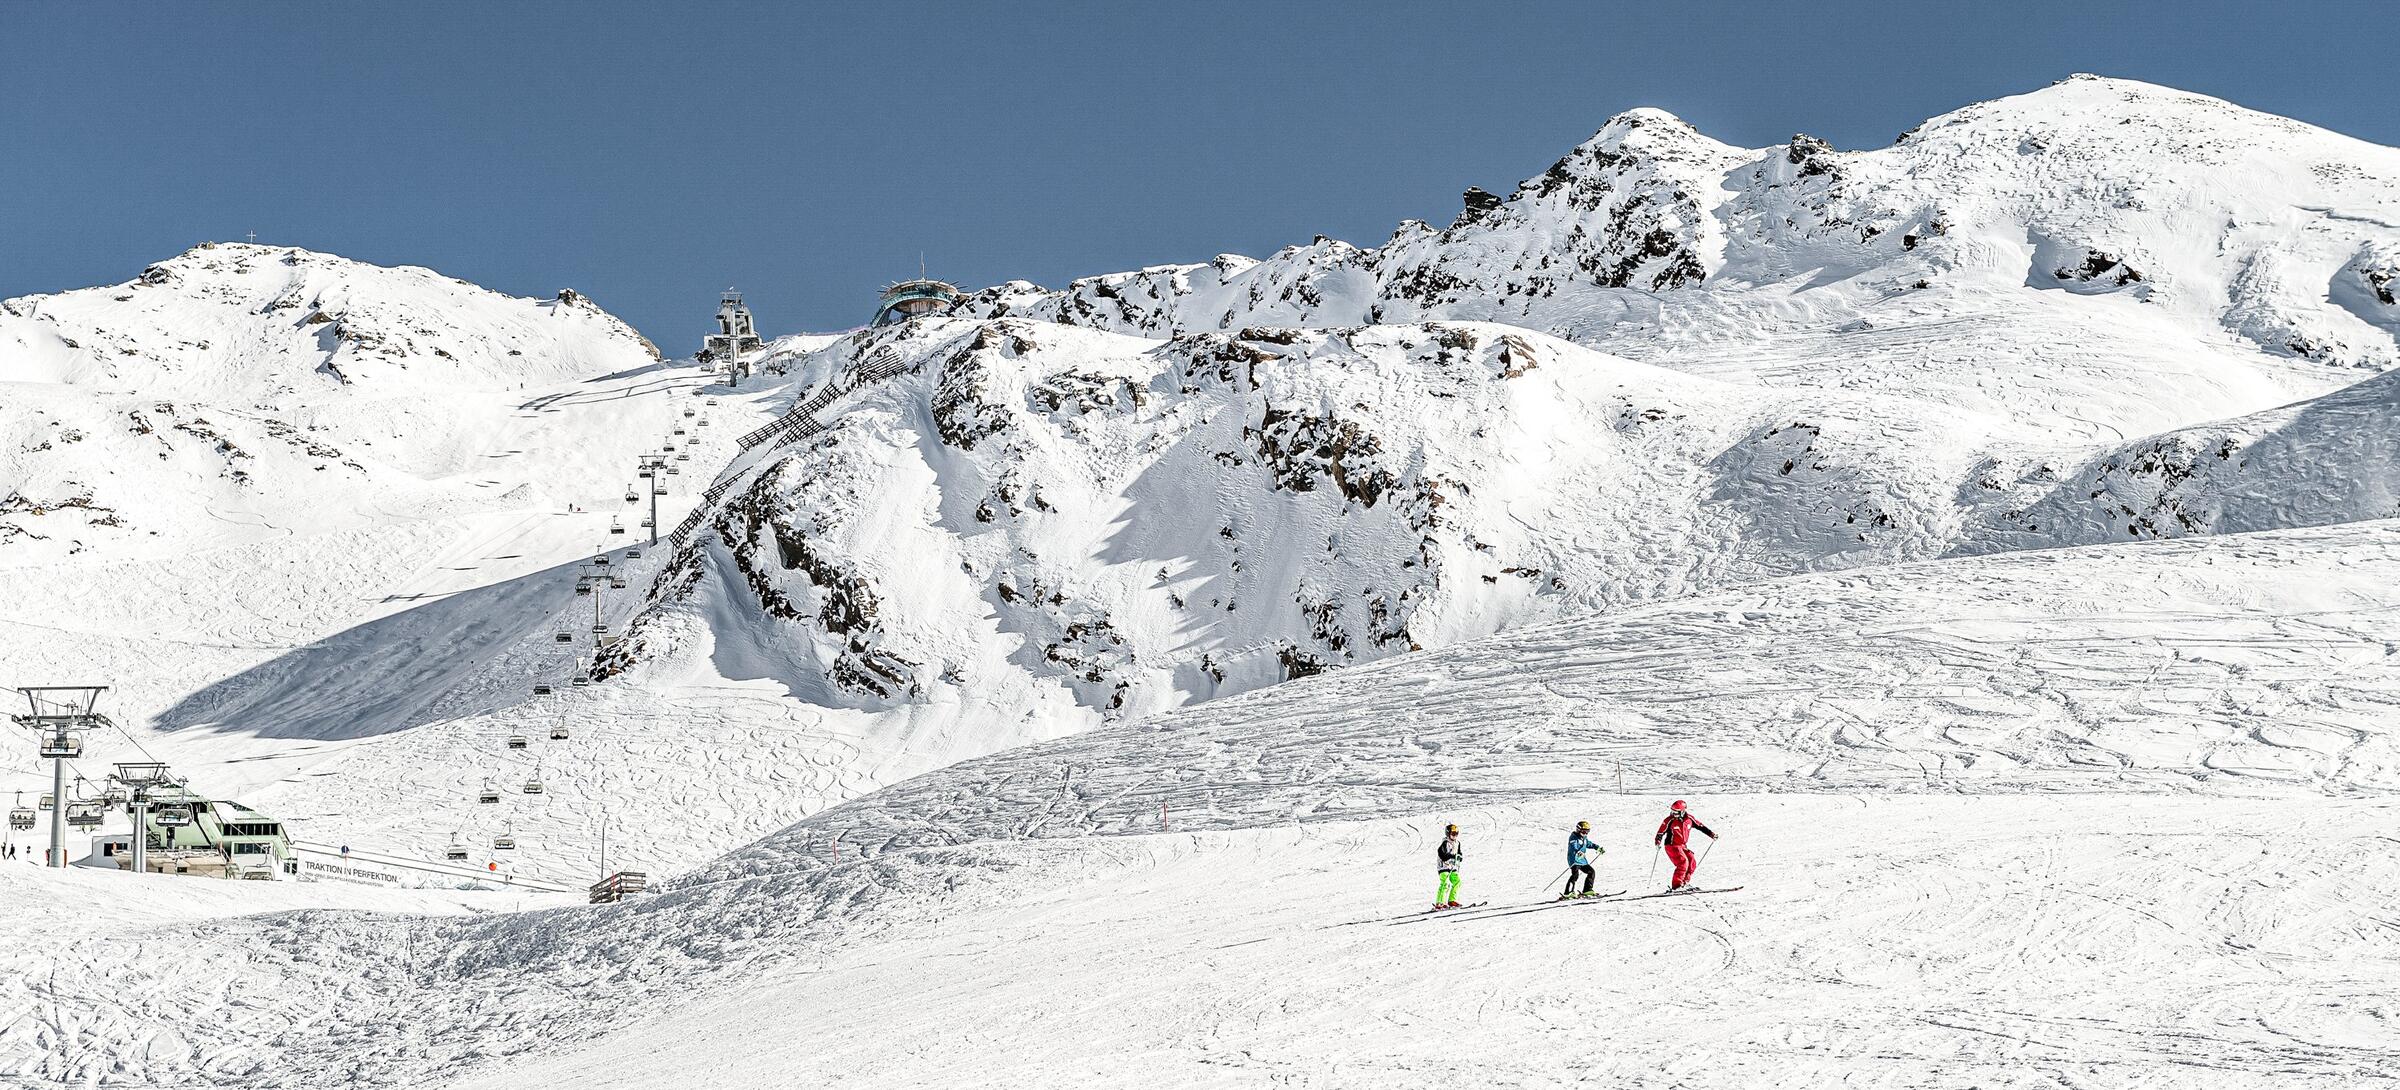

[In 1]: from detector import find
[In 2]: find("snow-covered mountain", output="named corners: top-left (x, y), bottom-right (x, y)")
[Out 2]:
top-left (0, 243), bottom-right (663, 563)
top-left (964, 75), bottom-right (2400, 436)
top-left (8, 77), bottom-right (2400, 890)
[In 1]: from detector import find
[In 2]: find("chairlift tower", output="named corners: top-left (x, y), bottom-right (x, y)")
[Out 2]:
top-left (639, 454), bottom-right (671, 546)
top-left (14, 686), bottom-right (107, 868)
top-left (111, 761), bottom-right (173, 875)
top-left (702, 289), bottom-right (764, 388)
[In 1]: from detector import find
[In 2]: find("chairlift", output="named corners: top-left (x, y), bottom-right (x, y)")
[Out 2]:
top-left (697, 417), bottom-right (710, 427)
top-left (624, 488), bottom-right (639, 505)
top-left (683, 407), bottom-right (696, 418)
top-left (666, 467), bottom-right (681, 476)
top-left (555, 629), bottom-right (574, 643)
top-left (523, 777), bottom-right (545, 795)
top-left (609, 517), bottom-right (626, 536)
top-left (66, 801), bottom-right (104, 829)
top-left (445, 839), bottom-right (470, 862)
top-left (638, 467), bottom-right (654, 479)
top-left (38, 793), bottom-right (54, 812)
top-left (153, 802), bottom-right (194, 827)
top-left (549, 724), bottom-right (569, 740)
top-left (673, 427), bottom-right (687, 437)
top-left (651, 485), bottom-right (667, 496)
top-left (626, 546), bottom-right (643, 559)
top-left (477, 782), bottom-right (500, 804)
top-left (493, 831), bottom-right (516, 851)
top-left (38, 732), bottom-right (82, 759)
top-left (591, 622), bottom-right (609, 636)
top-left (506, 734), bottom-right (529, 750)
top-left (609, 575), bottom-right (628, 589)
top-left (594, 554), bottom-right (611, 567)
top-left (571, 673), bottom-right (590, 688)
top-left (574, 580), bottom-right (593, 597)
top-left (675, 453), bottom-right (690, 462)
top-left (99, 786), bottom-right (127, 809)
top-left (638, 517), bottom-right (653, 529)
top-left (7, 795), bottom-right (31, 831)
top-left (707, 398), bottom-right (719, 407)
top-left (533, 681), bottom-right (553, 695)
top-left (663, 441), bottom-right (677, 452)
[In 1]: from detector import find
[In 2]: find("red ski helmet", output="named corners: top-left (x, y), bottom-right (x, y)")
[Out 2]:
top-left (1670, 800), bottom-right (1687, 811)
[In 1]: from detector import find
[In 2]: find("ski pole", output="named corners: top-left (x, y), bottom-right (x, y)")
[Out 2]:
top-left (1540, 866), bottom-right (1570, 896)
top-left (1648, 845), bottom-right (1659, 882)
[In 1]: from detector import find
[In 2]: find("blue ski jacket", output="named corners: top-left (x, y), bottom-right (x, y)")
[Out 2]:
top-left (1567, 833), bottom-right (1600, 866)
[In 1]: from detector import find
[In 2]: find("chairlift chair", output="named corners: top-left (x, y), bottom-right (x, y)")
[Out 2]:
top-left (667, 467), bottom-right (680, 476)
top-left (594, 554), bottom-right (610, 567)
top-left (99, 786), bottom-right (127, 808)
top-left (533, 681), bottom-right (553, 695)
top-left (571, 673), bottom-right (590, 688)
top-left (673, 427), bottom-right (687, 437)
top-left (610, 575), bottom-right (628, 589)
top-left (445, 840), bottom-right (470, 862)
top-left (523, 777), bottom-right (545, 795)
top-left (478, 782), bottom-right (501, 804)
top-left (506, 734), bottom-right (529, 750)
top-left (683, 407), bottom-right (696, 418)
top-left (624, 488), bottom-right (639, 504)
top-left (493, 831), bottom-right (516, 851)
top-left (609, 517), bottom-right (626, 536)
top-left (574, 581), bottom-right (593, 597)
top-left (591, 622), bottom-right (609, 636)
top-left (675, 453), bottom-right (690, 462)
top-left (153, 802), bottom-right (193, 827)
top-left (626, 546), bottom-right (643, 559)
top-left (697, 417), bottom-right (710, 427)
top-left (638, 467), bottom-right (654, 479)
top-left (638, 517), bottom-right (653, 529)
top-left (38, 793), bottom-right (54, 811)
top-left (7, 796), bottom-right (31, 831)
top-left (549, 724), bottom-right (569, 740)
top-left (66, 801), bottom-right (104, 829)
top-left (707, 398), bottom-right (719, 407)
top-left (555, 629), bottom-right (574, 643)
top-left (38, 732), bottom-right (82, 759)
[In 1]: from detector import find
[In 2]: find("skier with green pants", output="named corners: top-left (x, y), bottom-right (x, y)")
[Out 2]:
top-left (1433, 824), bottom-right (1464, 909)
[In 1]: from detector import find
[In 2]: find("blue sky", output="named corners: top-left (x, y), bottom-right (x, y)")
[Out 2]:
top-left (4, 1), bottom-right (2394, 347)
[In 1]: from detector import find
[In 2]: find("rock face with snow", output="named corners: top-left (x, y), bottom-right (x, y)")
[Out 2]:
top-left (0, 244), bottom-right (661, 561)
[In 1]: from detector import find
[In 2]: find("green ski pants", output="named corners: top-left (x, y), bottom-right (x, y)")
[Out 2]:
top-left (1436, 870), bottom-right (1461, 903)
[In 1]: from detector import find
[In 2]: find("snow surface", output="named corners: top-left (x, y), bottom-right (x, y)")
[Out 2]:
top-left (5, 522), bottom-right (2399, 1087)
top-left (1, 75), bottom-right (2398, 1087)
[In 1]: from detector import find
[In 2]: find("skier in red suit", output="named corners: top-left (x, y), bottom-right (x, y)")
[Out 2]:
top-left (1654, 800), bottom-right (1717, 891)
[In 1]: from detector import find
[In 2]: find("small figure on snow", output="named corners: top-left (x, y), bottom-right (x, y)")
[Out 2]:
top-left (1558, 820), bottom-right (1604, 900)
top-left (1654, 800), bottom-right (1717, 891)
top-left (1434, 823), bottom-right (1464, 910)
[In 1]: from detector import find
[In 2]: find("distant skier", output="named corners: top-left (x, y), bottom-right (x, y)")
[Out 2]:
top-left (1654, 800), bottom-right (1717, 891)
top-left (1558, 820), bottom-right (1604, 900)
top-left (1434, 824), bottom-right (1464, 910)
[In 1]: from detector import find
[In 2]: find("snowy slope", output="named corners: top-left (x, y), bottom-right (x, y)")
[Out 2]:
top-left (5, 521), bottom-right (2398, 1088)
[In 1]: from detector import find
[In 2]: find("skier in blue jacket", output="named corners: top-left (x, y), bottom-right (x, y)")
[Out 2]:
top-left (1558, 820), bottom-right (1605, 900)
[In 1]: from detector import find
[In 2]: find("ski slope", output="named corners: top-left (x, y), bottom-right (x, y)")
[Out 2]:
top-left (5, 521), bottom-right (2399, 1087)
